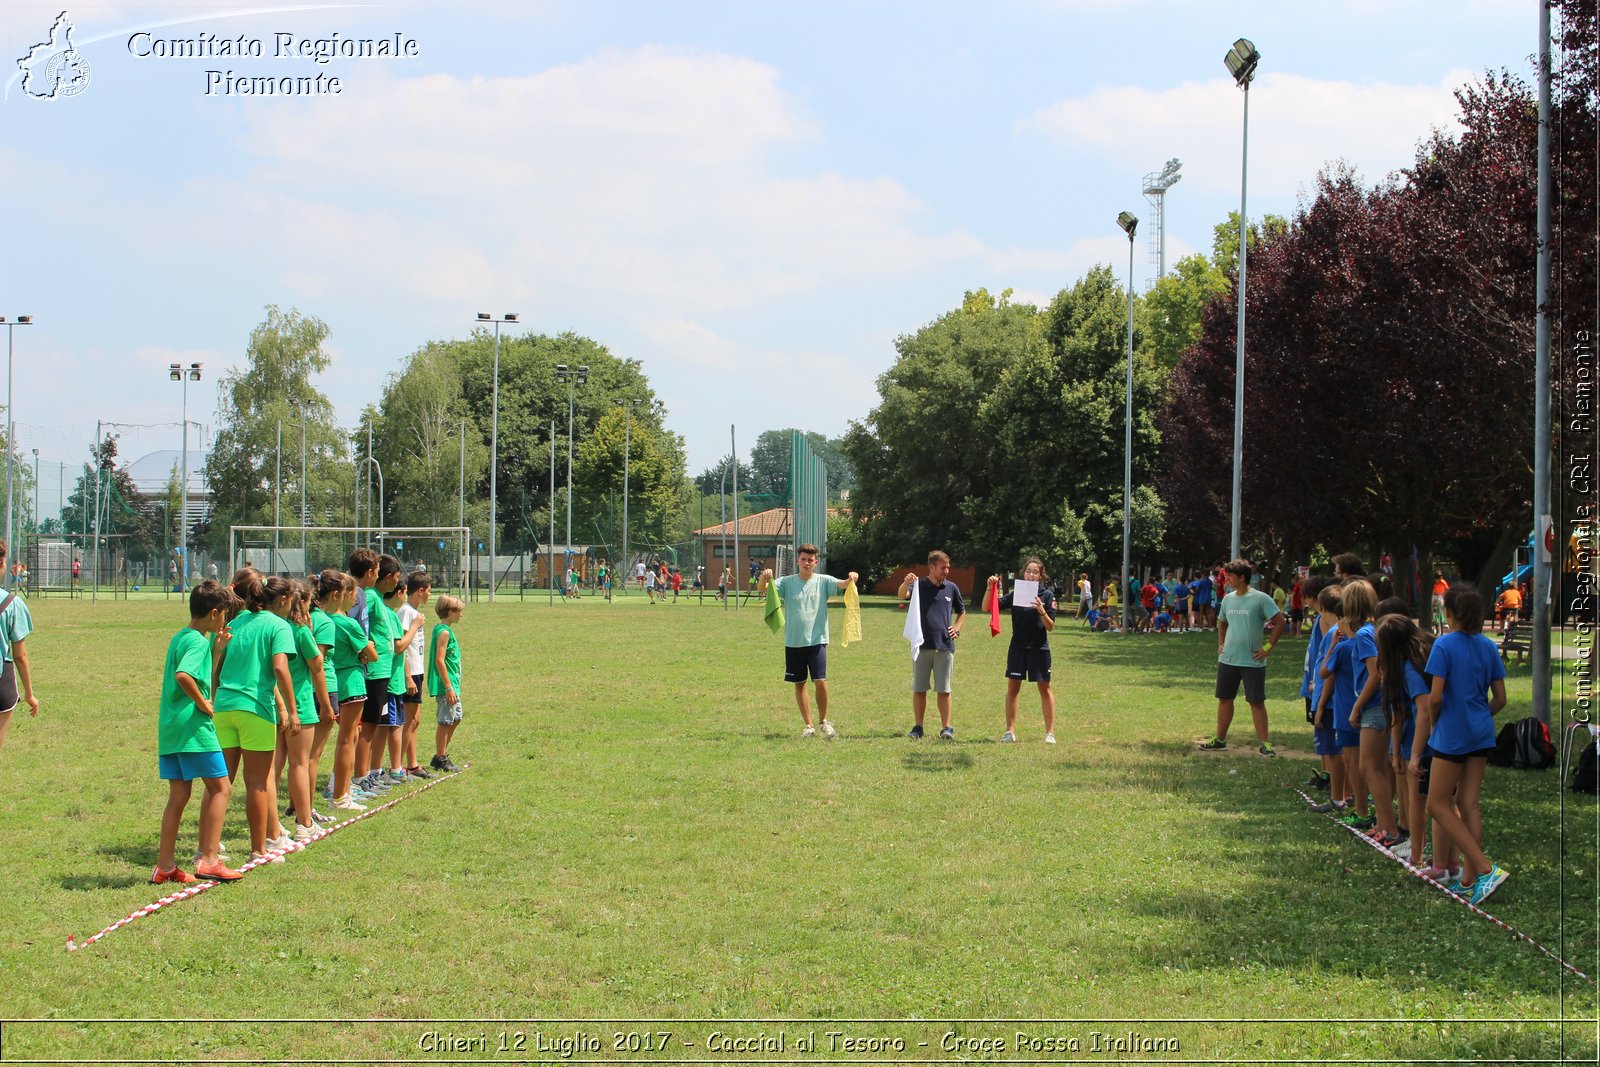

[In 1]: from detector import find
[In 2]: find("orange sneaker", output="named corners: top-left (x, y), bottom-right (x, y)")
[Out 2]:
top-left (150, 865), bottom-right (199, 885)
top-left (194, 859), bottom-right (244, 882)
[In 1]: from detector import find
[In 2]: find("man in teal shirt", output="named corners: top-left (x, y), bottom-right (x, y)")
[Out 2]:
top-left (1201, 559), bottom-right (1285, 756)
top-left (758, 544), bottom-right (858, 739)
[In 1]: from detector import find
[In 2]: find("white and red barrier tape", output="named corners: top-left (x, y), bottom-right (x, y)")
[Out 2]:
top-left (66, 764), bottom-right (469, 952)
top-left (1291, 783), bottom-right (1593, 983)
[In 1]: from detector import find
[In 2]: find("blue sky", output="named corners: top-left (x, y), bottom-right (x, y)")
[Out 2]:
top-left (2, 0), bottom-right (1539, 480)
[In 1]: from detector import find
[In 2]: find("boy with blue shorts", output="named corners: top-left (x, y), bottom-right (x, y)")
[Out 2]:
top-left (757, 544), bottom-right (858, 739)
top-left (155, 580), bottom-right (242, 883)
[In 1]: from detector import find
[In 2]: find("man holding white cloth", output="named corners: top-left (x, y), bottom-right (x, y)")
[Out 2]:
top-left (899, 550), bottom-right (965, 740)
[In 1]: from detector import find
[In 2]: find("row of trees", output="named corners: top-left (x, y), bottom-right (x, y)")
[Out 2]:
top-left (841, 3), bottom-right (1595, 590)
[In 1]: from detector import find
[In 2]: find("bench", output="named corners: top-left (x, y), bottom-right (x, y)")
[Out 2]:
top-left (1500, 619), bottom-right (1535, 664)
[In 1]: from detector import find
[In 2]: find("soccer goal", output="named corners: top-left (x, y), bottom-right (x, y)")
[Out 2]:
top-left (228, 526), bottom-right (472, 594)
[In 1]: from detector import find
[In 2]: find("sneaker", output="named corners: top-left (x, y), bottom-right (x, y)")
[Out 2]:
top-left (429, 754), bottom-right (447, 771)
top-left (388, 768), bottom-right (407, 783)
top-left (1469, 865), bottom-right (1509, 906)
top-left (1199, 737), bottom-right (1227, 750)
top-left (1303, 770), bottom-right (1328, 789)
top-left (1340, 813), bottom-right (1377, 831)
top-left (938, 726), bottom-right (954, 741)
top-left (194, 859), bottom-right (244, 882)
top-left (1044, 732), bottom-right (1056, 744)
top-left (1369, 830), bottom-right (1404, 850)
top-left (292, 824), bottom-right (322, 844)
top-left (1416, 865), bottom-right (1452, 882)
top-left (441, 756), bottom-right (463, 773)
top-left (907, 725), bottom-right (924, 739)
top-left (250, 850), bottom-right (285, 866)
top-left (331, 795), bottom-right (366, 812)
top-left (310, 809), bottom-right (335, 826)
top-left (819, 720), bottom-right (836, 740)
top-left (266, 834), bottom-right (300, 854)
top-left (1392, 840), bottom-right (1413, 863)
top-left (1311, 775), bottom-right (1331, 791)
top-left (1306, 799), bottom-right (1341, 814)
top-left (1000, 731), bottom-right (1016, 743)
top-left (407, 765), bottom-right (432, 779)
top-left (801, 725), bottom-right (816, 738)
top-left (150, 865), bottom-right (199, 885)
top-left (1258, 743), bottom-right (1276, 757)
top-left (322, 784), bottom-right (335, 800)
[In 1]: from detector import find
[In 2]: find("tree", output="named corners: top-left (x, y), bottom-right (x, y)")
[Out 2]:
top-left (1210, 210), bottom-right (1290, 280)
top-left (1145, 253), bottom-right (1227, 372)
top-left (59, 434), bottom-right (160, 560)
top-left (694, 455), bottom-right (753, 496)
top-left (368, 342), bottom-right (489, 534)
top-left (747, 429), bottom-right (857, 500)
top-left (575, 404), bottom-right (687, 555)
top-left (200, 306), bottom-right (354, 555)
top-left (843, 288), bottom-right (1040, 575)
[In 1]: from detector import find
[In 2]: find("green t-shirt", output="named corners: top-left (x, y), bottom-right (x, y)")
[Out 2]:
top-left (386, 600), bottom-right (409, 696)
top-left (1218, 588), bottom-right (1281, 668)
top-left (311, 606), bottom-right (336, 652)
top-left (426, 623), bottom-right (460, 696)
top-left (288, 622), bottom-right (322, 724)
top-left (776, 573), bottom-right (840, 647)
top-left (330, 613), bottom-right (369, 703)
top-left (215, 610), bottom-right (296, 721)
top-left (159, 627), bottom-right (220, 755)
top-left (365, 597), bottom-right (397, 682)
top-left (0, 595), bottom-right (33, 662)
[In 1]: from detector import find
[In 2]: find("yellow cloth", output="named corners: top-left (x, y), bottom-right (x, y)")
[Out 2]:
top-left (841, 581), bottom-right (863, 647)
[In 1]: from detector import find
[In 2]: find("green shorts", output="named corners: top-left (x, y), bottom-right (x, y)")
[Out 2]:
top-left (214, 709), bottom-right (277, 752)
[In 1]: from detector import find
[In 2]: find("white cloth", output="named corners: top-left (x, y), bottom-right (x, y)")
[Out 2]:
top-left (902, 577), bottom-right (924, 662)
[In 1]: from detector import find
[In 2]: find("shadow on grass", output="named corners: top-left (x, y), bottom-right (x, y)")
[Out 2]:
top-left (58, 873), bottom-right (145, 891)
top-left (1067, 630), bottom-right (1307, 700)
top-left (900, 749), bottom-right (974, 773)
top-left (1047, 738), bottom-right (1593, 1000)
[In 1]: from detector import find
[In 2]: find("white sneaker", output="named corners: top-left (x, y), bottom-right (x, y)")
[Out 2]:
top-left (801, 725), bottom-right (816, 738)
top-left (1000, 731), bottom-right (1016, 743)
top-left (1392, 840), bottom-right (1412, 862)
top-left (250, 850), bottom-right (284, 865)
top-left (331, 796), bottom-right (366, 812)
top-left (266, 834), bottom-right (300, 854)
top-left (292, 824), bottom-right (321, 844)
top-left (1044, 732), bottom-right (1057, 744)
top-left (819, 720), bottom-right (837, 739)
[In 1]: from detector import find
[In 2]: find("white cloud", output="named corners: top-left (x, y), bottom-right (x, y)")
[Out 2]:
top-left (1019, 69), bottom-right (1475, 200)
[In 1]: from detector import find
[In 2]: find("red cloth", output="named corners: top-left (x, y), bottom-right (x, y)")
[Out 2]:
top-left (988, 583), bottom-right (1001, 636)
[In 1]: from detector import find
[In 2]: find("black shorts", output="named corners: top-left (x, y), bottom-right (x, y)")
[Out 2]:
top-left (1215, 662), bottom-right (1267, 704)
top-left (1005, 645), bottom-right (1052, 683)
top-left (1416, 753), bottom-right (1434, 796)
top-left (403, 674), bottom-right (424, 705)
top-left (784, 644), bottom-right (826, 683)
top-left (0, 661), bottom-right (16, 714)
top-left (361, 677), bottom-right (394, 725)
top-left (1426, 745), bottom-right (1497, 764)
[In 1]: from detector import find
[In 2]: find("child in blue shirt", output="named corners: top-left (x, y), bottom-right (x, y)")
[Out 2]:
top-left (1421, 586), bottom-right (1508, 905)
top-left (1377, 613), bottom-right (1433, 869)
top-left (1300, 579), bottom-right (1337, 800)
top-left (1316, 581), bottom-right (1377, 827)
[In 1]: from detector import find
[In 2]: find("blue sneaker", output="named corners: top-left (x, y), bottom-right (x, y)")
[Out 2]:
top-left (907, 724), bottom-right (924, 739)
top-left (938, 726), bottom-right (954, 741)
top-left (1469, 865), bottom-right (1509, 906)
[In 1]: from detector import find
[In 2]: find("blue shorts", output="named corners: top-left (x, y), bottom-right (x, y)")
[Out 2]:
top-left (159, 750), bottom-right (228, 781)
top-left (1393, 716), bottom-right (1416, 761)
top-left (1312, 725), bottom-right (1342, 756)
top-left (1334, 725), bottom-right (1362, 750)
top-left (784, 644), bottom-right (826, 683)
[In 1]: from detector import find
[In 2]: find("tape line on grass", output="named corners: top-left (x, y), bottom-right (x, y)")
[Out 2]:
top-left (65, 765), bottom-right (471, 953)
top-left (1291, 784), bottom-right (1593, 983)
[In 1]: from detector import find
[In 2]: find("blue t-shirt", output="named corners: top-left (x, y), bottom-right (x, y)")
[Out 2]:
top-left (915, 578), bottom-right (965, 653)
top-left (1329, 638), bottom-right (1358, 722)
top-left (1390, 660), bottom-right (1430, 760)
top-left (1303, 615), bottom-right (1332, 699)
top-left (1424, 631), bottom-right (1506, 755)
top-left (1350, 622), bottom-right (1378, 713)
top-left (1193, 577), bottom-right (1213, 605)
top-left (1174, 582), bottom-right (1191, 606)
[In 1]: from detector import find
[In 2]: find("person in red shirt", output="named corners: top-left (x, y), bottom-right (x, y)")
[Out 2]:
top-left (670, 567), bottom-right (683, 603)
top-left (1139, 580), bottom-right (1159, 634)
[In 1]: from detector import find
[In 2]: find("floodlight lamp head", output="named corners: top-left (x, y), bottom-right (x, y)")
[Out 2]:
top-left (17, 316), bottom-right (30, 324)
top-left (1225, 38), bottom-right (1259, 87)
top-left (1117, 211), bottom-right (1139, 238)
top-left (476, 312), bottom-right (491, 321)
top-left (169, 363), bottom-right (182, 380)
top-left (503, 313), bottom-right (518, 322)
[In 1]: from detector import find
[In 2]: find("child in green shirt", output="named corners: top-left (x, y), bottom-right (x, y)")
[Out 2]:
top-left (426, 595), bottom-right (466, 773)
top-left (155, 581), bottom-right (242, 884)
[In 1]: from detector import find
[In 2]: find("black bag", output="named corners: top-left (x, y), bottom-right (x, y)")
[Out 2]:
top-left (1491, 716), bottom-right (1555, 770)
top-left (1574, 740), bottom-right (1599, 794)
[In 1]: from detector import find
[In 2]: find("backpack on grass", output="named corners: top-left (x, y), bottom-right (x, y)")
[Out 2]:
top-left (1573, 740), bottom-right (1599, 794)
top-left (1490, 716), bottom-right (1555, 770)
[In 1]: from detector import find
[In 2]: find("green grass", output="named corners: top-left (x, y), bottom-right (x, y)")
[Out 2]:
top-left (0, 594), bottom-right (1595, 1062)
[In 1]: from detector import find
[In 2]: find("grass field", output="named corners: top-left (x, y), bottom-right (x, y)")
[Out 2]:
top-left (0, 592), bottom-right (1595, 1064)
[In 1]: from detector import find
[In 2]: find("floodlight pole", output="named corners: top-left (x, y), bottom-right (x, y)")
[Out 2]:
top-left (1117, 212), bottom-right (1138, 634)
top-left (1532, 1), bottom-right (1553, 724)
top-left (168, 361), bottom-right (201, 591)
top-left (274, 417), bottom-right (282, 572)
top-left (549, 420), bottom-right (557, 607)
top-left (2, 317), bottom-right (35, 588)
top-left (1226, 38), bottom-right (1259, 562)
top-left (299, 399), bottom-right (308, 560)
top-left (476, 313), bottom-right (518, 602)
top-left (618, 398), bottom-right (637, 592)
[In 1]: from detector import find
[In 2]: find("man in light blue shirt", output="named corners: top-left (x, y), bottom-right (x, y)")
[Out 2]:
top-left (758, 544), bottom-right (858, 739)
top-left (1201, 558), bottom-right (1285, 756)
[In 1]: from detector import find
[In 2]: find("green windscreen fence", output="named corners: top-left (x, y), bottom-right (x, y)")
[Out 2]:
top-left (790, 430), bottom-right (829, 570)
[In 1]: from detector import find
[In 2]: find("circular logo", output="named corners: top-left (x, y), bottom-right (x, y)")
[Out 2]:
top-left (44, 49), bottom-right (91, 97)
